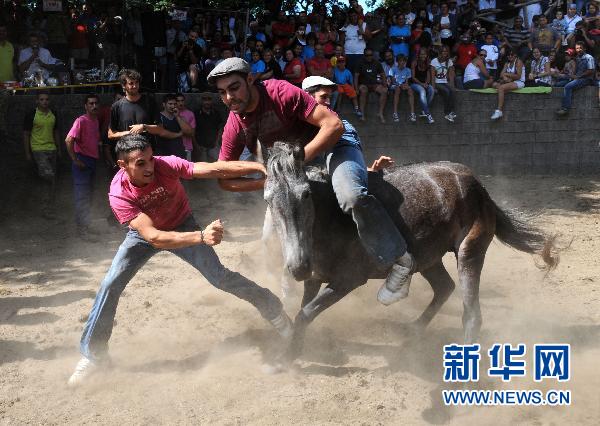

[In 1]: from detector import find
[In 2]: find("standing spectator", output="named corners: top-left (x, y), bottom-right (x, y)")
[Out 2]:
top-left (283, 48), bottom-right (306, 87)
top-left (455, 34), bottom-right (478, 75)
top-left (109, 69), bottom-right (181, 143)
top-left (165, 19), bottom-right (187, 91)
top-left (176, 30), bottom-right (202, 92)
top-left (332, 56), bottom-right (361, 115)
top-left (306, 44), bottom-right (333, 78)
top-left (410, 49), bottom-right (435, 124)
top-left (340, 10), bottom-right (371, 73)
top-left (490, 49), bottom-right (526, 120)
top-left (527, 47), bottom-right (552, 87)
top-left (355, 48), bottom-right (388, 123)
top-left (65, 94), bottom-right (101, 236)
top-left (556, 41), bottom-right (595, 116)
top-left (366, 8), bottom-right (388, 61)
top-left (529, 15), bottom-right (561, 55)
top-left (176, 93), bottom-right (198, 161)
top-left (195, 94), bottom-right (224, 162)
top-left (23, 93), bottom-right (60, 218)
top-left (389, 14), bottom-right (411, 59)
top-left (563, 4), bottom-right (583, 36)
top-left (156, 94), bottom-right (193, 159)
top-left (0, 24), bottom-right (15, 83)
top-left (434, 3), bottom-right (458, 47)
top-left (317, 18), bottom-right (338, 57)
top-left (481, 33), bottom-right (500, 78)
top-left (18, 34), bottom-right (58, 80)
top-left (463, 49), bottom-right (494, 89)
top-left (431, 45), bottom-right (458, 122)
top-left (503, 16), bottom-right (531, 61)
top-left (68, 9), bottom-right (89, 65)
top-left (518, 0), bottom-right (542, 29)
top-left (411, 19), bottom-right (433, 59)
top-left (388, 54), bottom-right (416, 122)
top-left (262, 49), bottom-right (283, 80)
top-left (551, 10), bottom-right (568, 44)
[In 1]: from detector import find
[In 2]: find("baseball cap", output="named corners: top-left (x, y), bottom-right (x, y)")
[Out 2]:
top-left (302, 76), bottom-right (337, 91)
top-left (207, 57), bottom-right (250, 85)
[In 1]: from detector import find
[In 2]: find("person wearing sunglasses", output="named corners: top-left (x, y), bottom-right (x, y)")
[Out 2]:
top-left (463, 49), bottom-right (494, 90)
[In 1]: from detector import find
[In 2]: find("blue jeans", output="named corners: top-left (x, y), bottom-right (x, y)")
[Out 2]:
top-left (410, 83), bottom-right (434, 114)
top-left (80, 215), bottom-right (282, 361)
top-left (72, 153), bottom-right (97, 228)
top-left (326, 130), bottom-right (407, 269)
top-left (561, 78), bottom-right (594, 109)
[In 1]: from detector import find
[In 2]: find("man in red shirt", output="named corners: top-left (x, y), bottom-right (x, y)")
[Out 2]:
top-left (306, 44), bottom-right (333, 79)
top-left (270, 11), bottom-right (295, 48)
top-left (65, 94), bottom-right (102, 236)
top-left (68, 134), bottom-right (292, 386)
top-left (208, 58), bottom-right (415, 307)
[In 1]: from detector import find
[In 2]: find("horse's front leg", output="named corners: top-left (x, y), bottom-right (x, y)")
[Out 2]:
top-left (284, 280), bottom-right (358, 362)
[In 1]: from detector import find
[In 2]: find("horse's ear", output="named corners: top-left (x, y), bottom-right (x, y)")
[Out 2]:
top-left (292, 144), bottom-right (305, 163)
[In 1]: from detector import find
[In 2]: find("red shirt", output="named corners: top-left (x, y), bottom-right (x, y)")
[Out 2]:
top-left (457, 43), bottom-right (477, 70)
top-left (283, 58), bottom-right (306, 84)
top-left (109, 156), bottom-right (194, 230)
top-left (306, 57), bottom-right (332, 76)
top-left (219, 80), bottom-right (319, 161)
top-left (271, 21), bottom-right (295, 47)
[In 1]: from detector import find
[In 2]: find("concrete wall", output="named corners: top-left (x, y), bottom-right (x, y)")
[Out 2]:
top-left (1, 87), bottom-right (599, 174)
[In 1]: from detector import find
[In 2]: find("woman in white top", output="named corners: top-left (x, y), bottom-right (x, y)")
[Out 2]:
top-left (430, 45), bottom-right (457, 122)
top-left (490, 49), bottom-right (525, 120)
top-left (463, 49), bottom-right (494, 89)
top-left (527, 47), bottom-right (552, 87)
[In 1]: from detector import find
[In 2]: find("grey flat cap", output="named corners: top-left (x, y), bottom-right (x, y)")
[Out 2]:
top-left (207, 58), bottom-right (250, 85)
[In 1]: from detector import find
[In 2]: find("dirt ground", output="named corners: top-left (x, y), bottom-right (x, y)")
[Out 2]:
top-left (1, 165), bottom-right (599, 425)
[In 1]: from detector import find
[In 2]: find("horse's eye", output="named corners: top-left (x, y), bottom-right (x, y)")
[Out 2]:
top-left (301, 191), bottom-right (310, 200)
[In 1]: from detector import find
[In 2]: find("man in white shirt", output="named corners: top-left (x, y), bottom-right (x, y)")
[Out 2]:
top-left (481, 33), bottom-right (499, 77)
top-left (18, 34), bottom-right (58, 79)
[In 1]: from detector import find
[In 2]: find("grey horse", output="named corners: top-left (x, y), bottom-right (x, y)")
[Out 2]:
top-left (263, 143), bottom-right (558, 361)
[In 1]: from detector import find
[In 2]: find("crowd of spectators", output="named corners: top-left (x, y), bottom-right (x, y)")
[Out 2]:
top-left (1, 0), bottom-right (600, 121)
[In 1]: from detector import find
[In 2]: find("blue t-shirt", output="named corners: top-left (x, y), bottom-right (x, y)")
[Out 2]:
top-left (303, 45), bottom-right (315, 61)
top-left (334, 68), bottom-right (353, 85)
top-left (251, 60), bottom-right (266, 74)
top-left (389, 25), bottom-right (410, 57)
top-left (389, 66), bottom-right (411, 85)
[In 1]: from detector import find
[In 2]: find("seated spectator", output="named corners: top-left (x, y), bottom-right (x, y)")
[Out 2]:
top-left (388, 54), bottom-right (416, 122)
top-left (0, 24), bottom-right (15, 83)
top-left (529, 15), bottom-right (561, 56)
top-left (503, 16), bottom-right (531, 61)
top-left (584, 3), bottom-right (600, 26)
top-left (355, 47), bottom-right (388, 123)
top-left (242, 37), bottom-right (256, 62)
top-left (455, 34), bottom-right (478, 75)
top-left (273, 44), bottom-right (287, 71)
top-left (332, 56), bottom-right (361, 116)
top-left (434, 2), bottom-right (457, 47)
top-left (381, 49), bottom-right (397, 77)
top-left (293, 43), bottom-right (305, 63)
top-left (463, 49), bottom-right (494, 89)
top-left (551, 10), bottom-right (567, 43)
top-left (176, 30), bottom-right (202, 92)
top-left (303, 33), bottom-right (317, 61)
top-left (249, 49), bottom-right (266, 81)
top-left (255, 39), bottom-right (265, 56)
top-left (527, 47), bottom-right (552, 87)
top-left (410, 49), bottom-right (435, 124)
top-left (283, 47), bottom-right (306, 87)
top-left (431, 45), bottom-right (457, 122)
top-left (550, 48), bottom-right (576, 86)
top-left (389, 14), bottom-right (410, 59)
top-left (556, 41), bottom-right (595, 116)
top-left (306, 44), bottom-right (333, 78)
top-left (430, 22), bottom-right (443, 54)
top-left (261, 49), bottom-right (283, 80)
top-left (410, 19), bottom-right (432, 59)
top-left (204, 47), bottom-right (222, 75)
top-left (271, 11), bottom-right (295, 48)
top-left (330, 44), bottom-right (345, 67)
top-left (566, 20), bottom-right (594, 50)
top-left (563, 3), bottom-right (583, 36)
top-left (18, 33), bottom-right (59, 79)
top-left (290, 24), bottom-right (308, 47)
top-left (481, 33), bottom-right (500, 79)
top-left (490, 49), bottom-right (526, 120)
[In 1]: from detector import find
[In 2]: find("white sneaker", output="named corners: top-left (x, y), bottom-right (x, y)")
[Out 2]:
top-left (419, 111), bottom-right (428, 117)
top-left (491, 109), bottom-right (503, 120)
top-left (269, 311), bottom-right (293, 340)
top-left (409, 113), bottom-right (417, 122)
top-left (67, 357), bottom-right (98, 387)
top-left (444, 113), bottom-right (455, 123)
top-left (449, 112), bottom-right (457, 119)
top-left (377, 252), bottom-right (415, 306)
top-left (426, 114), bottom-right (435, 124)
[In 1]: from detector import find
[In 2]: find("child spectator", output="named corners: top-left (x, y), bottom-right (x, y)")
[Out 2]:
top-left (481, 33), bottom-right (500, 78)
top-left (388, 54), bottom-right (416, 122)
top-left (250, 49), bottom-right (266, 81)
top-left (332, 56), bottom-right (361, 116)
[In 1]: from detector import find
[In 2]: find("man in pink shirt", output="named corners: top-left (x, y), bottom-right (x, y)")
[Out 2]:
top-left (175, 93), bottom-right (198, 161)
top-left (68, 134), bottom-right (292, 386)
top-left (65, 94), bottom-right (101, 235)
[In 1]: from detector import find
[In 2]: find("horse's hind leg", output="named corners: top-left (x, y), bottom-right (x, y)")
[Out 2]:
top-left (414, 261), bottom-right (456, 330)
top-left (457, 220), bottom-right (493, 343)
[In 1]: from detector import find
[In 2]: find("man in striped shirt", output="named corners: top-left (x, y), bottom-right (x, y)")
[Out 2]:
top-left (503, 16), bottom-right (531, 60)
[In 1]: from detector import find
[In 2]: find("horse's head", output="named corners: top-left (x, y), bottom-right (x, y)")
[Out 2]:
top-left (264, 142), bottom-right (315, 281)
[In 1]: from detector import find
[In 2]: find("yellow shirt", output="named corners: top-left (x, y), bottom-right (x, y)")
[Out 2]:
top-left (0, 41), bottom-right (15, 82)
top-left (30, 109), bottom-right (57, 152)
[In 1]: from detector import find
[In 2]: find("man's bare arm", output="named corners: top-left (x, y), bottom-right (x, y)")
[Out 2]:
top-left (302, 104), bottom-right (344, 162)
top-left (193, 160), bottom-right (265, 179)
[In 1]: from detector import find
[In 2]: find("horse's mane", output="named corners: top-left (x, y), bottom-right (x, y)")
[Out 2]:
top-left (267, 142), bottom-right (329, 183)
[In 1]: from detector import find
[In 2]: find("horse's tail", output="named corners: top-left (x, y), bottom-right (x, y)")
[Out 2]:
top-left (493, 203), bottom-right (559, 271)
